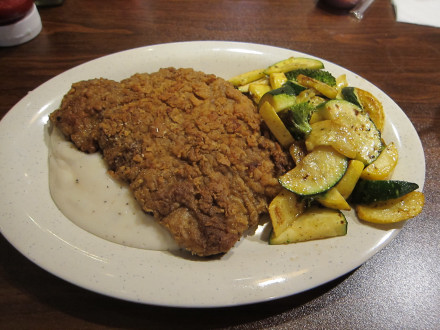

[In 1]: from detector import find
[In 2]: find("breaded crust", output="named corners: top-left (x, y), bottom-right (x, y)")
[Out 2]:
top-left (49, 78), bottom-right (143, 153)
top-left (51, 67), bottom-right (292, 256)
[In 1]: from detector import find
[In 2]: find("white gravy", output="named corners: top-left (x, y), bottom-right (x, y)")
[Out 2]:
top-left (48, 127), bottom-right (179, 251)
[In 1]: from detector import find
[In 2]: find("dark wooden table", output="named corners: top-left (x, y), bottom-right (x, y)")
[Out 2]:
top-left (1, 0), bottom-right (439, 328)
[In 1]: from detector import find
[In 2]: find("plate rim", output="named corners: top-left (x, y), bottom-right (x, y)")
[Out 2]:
top-left (0, 41), bottom-right (426, 308)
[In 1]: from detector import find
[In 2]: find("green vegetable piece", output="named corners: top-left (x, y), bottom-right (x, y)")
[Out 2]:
top-left (286, 69), bottom-right (337, 87)
top-left (285, 80), bottom-right (307, 95)
top-left (258, 81), bottom-right (296, 110)
top-left (259, 81), bottom-right (308, 112)
top-left (315, 99), bottom-right (383, 165)
top-left (264, 57), bottom-right (324, 75)
top-left (341, 87), bottom-right (362, 108)
top-left (350, 179), bottom-right (419, 204)
top-left (279, 102), bottom-right (316, 140)
top-left (269, 207), bottom-right (347, 244)
top-left (279, 147), bottom-right (348, 196)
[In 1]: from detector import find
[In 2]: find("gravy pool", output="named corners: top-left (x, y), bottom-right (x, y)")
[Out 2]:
top-left (48, 126), bottom-right (179, 251)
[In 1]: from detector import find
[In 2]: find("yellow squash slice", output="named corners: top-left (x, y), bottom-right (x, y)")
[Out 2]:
top-left (269, 189), bottom-right (306, 237)
top-left (356, 191), bottom-right (425, 224)
top-left (361, 142), bottom-right (398, 180)
top-left (269, 72), bottom-right (288, 89)
top-left (259, 101), bottom-right (294, 148)
top-left (269, 207), bottom-right (347, 244)
top-left (248, 83), bottom-right (271, 104)
top-left (315, 187), bottom-right (351, 211)
top-left (356, 88), bottom-right (385, 132)
top-left (264, 57), bottom-right (324, 75)
top-left (296, 74), bottom-right (338, 99)
top-left (335, 160), bottom-right (365, 199)
top-left (228, 68), bottom-right (265, 87)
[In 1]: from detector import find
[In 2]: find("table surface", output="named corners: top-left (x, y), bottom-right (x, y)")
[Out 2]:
top-left (1, 0), bottom-right (439, 328)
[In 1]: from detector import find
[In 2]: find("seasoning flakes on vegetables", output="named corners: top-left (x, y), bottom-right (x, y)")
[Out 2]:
top-left (229, 57), bottom-right (425, 245)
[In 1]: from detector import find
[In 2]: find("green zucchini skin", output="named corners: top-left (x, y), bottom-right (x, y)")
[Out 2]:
top-left (279, 147), bottom-right (348, 196)
top-left (265, 80), bottom-right (307, 97)
top-left (350, 179), bottom-right (419, 204)
top-left (341, 87), bottom-right (362, 108)
top-left (259, 81), bottom-right (299, 112)
top-left (269, 81), bottom-right (297, 96)
top-left (285, 80), bottom-right (307, 95)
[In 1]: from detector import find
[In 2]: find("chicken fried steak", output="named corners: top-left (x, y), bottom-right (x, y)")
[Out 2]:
top-left (50, 67), bottom-right (291, 256)
top-left (50, 78), bottom-right (144, 153)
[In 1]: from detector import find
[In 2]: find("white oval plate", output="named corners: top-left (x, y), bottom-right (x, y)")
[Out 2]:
top-left (0, 41), bottom-right (425, 308)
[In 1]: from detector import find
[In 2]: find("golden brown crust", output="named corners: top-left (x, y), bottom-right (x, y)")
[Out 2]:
top-left (51, 67), bottom-right (292, 256)
top-left (49, 78), bottom-right (143, 153)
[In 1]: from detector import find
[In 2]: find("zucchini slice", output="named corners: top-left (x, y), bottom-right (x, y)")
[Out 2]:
top-left (287, 80), bottom-right (308, 95)
top-left (334, 159), bottom-right (365, 199)
top-left (341, 87), bottom-right (362, 108)
top-left (342, 87), bottom-right (385, 132)
top-left (356, 191), bottom-right (424, 224)
top-left (228, 68), bottom-right (265, 87)
top-left (269, 189), bottom-right (306, 237)
top-left (269, 207), bottom-right (347, 244)
top-left (269, 72), bottom-right (288, 89)
top-left (259, 101), bottom-right (295, 148)
top-left (237, 77), bottom-right (269, 93)
top-left (360, 142), bottom-right (398, 180)
top-left (350, 179), bottom-right (419, 204)
top-left (258, 81), bottom-right (298, 112)
top-left (336, 74), bottom-right (348, 91)
top-left (306, 119), bottom-right (358, 159)
top-left (279, 147), bottom-right (348, 196)
top-left (315, 187), bottom-right (351, 211)
top-left (264, 57), bottom-right (324, 75)
top-left (248, 83), bottom-right (271, 104)
top-left (295, 88), bottom-right (317, 105)
top-left (315, 99), bottom-right (383, 165)
top-left (296, 74), bottom-right (338, 99)
top-left (288, 140), bottom-right (306, 165)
